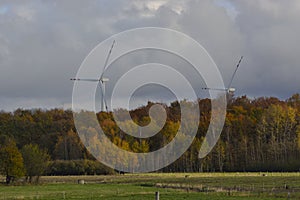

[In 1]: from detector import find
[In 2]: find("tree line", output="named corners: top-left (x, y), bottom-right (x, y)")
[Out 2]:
top-left (1, 94), bottom-right (300, 183)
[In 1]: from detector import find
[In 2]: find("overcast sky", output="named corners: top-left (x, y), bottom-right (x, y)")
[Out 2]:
top-left (0, 0), bottom-right (299, 111)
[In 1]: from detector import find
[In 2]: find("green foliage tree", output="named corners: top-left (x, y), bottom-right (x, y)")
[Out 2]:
top-left (21, 144), bottom-right (50, 183)
top-left (0, 137), bottom-right (25, 184)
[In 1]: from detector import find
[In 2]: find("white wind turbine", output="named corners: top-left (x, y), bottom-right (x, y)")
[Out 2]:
top-left (202, 56), bottom-right (243, 95)
top-left (71, 40), bottom-right (115, 112)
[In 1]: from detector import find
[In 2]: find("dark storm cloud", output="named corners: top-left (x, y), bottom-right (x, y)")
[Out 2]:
top-left (0, 0), bottom-right (299, 110)
top-left (230, 0), bottom-right (300, 97)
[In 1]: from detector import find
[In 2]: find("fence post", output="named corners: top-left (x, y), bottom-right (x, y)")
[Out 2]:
top-left (62, 191), bottom-right (66, 199)
top-left (155, 191), bottom-right (160, 200)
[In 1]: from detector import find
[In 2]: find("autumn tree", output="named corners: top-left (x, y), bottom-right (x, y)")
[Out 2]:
top-left (1, 94), bottom-right (300, 173)
top-left (21, 144), bottom-right (50, 183)
top-left (0, 137), bottom-right (25, 184)
top-left (256, 104), bottom-right (298, 170)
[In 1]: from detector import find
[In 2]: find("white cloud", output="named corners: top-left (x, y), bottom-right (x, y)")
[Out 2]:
top-left (13, 6), bottom-right (35, 21)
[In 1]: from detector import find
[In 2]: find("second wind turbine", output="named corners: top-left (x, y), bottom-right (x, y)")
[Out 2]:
top-left (70, 40), bottom-right (115, 112)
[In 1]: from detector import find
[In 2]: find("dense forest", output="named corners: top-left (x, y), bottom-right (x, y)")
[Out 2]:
top-left (1, 94), bottom-right (300, 179)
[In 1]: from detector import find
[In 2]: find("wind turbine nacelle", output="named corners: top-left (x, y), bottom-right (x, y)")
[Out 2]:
top-left (101, 78), bottom-right (109, 82)
top-left (228, 88), bottom-right (236, 93)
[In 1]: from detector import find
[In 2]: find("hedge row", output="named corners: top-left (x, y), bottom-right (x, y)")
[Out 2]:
top-left (46, 160), bottom-right (115, 175)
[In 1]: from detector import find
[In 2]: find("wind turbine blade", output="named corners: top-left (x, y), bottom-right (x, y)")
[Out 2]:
top-left (202, 87), bottom-right (227, 91)
top-left (70, 78), bottom-right (101, 82)
top-left (100, 40), bottom-right (115, 79)
top-left (227, 56), bottom-right (243, 89)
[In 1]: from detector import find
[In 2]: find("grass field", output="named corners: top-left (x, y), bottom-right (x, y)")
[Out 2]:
top-left (1, 173), bottom-right (300, 199)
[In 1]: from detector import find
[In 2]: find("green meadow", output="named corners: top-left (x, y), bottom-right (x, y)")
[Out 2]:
top-left (1, 173), bottom-right (300, 199)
